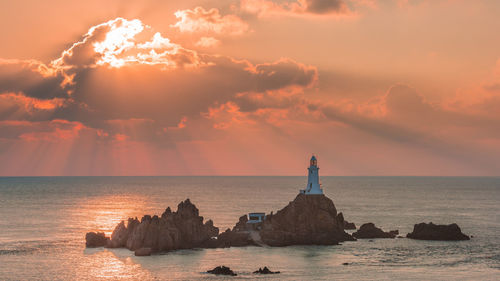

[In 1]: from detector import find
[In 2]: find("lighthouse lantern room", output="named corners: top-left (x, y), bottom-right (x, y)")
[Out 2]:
top-left (300, 155), bottom-right (324, 195)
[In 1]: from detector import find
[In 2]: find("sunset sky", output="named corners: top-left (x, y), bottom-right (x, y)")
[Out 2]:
top-left (1, 0), bottom-right (499, 176)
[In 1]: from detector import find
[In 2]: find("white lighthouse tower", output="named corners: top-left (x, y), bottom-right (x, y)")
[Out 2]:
top-left (300, 155), bottom-right (324, 195)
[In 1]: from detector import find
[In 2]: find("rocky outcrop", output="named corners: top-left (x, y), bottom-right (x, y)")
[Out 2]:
top-left (87, 194), bottom-right (357, 252)
top-left (352, 223), bottom-right (396, 239)
top-left (106, 199), bottom-right (219, 252)
top-left (207, 266), bottom-right (237, 276)
top-left (134, 247), bottom-right (152, 256)
top-left (336, 212), bottom-right (356, 230)
top-left (253, 266), bottom-right (280, 274)
top-left (406, 222), bottom-right (470, 241)
top-left (85, 232), bottom-right (109, 247)
top-left (259, 194), bottom-right (354, 246)
top-left (217, 229), bottom-right (256, 248)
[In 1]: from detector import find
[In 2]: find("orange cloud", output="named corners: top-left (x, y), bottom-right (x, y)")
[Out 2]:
top-left (195, 37), bottom-right (221, 48)
top-left (0, 92), bottom-right (66, 112)
top-left (0, 119), bottom-right (87, 142)
top-left (52, 18), bottom-right (201, 69)
top-left (172, 7), bottom-right (249, 35)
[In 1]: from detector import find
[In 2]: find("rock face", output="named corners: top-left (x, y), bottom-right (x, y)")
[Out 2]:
top-left (85, 232), bottom-right (109, 247)
top-left (107, 199), bottom-right (219, 252)
top-left (352, 223), bottom-right (396, 239)
top-left (253, 266), bottom-right (280, 274)
top-left (336, 212), bottom-right (356, 230)
top-left (259, 194), bottom-right (354, 246)
top-left (216, 215), bottom-right (258, 248)
top-left (207, 266), bottom-right (237, 276)
top-left (406, 222), bottom-right (470, 241)
top-left (134, 247), bottom-right (152, 256)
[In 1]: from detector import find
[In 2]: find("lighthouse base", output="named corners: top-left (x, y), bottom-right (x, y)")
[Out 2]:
top-left (299, 188), bottom-right (324, 195)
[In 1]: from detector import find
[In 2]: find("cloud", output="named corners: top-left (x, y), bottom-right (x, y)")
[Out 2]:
top-left (0, 119), bottom-right (88, 142)
top-left (195, 37), bottom-right (221, 48)
top-left (172, 7), bottom-right (249, 35)
top-left (304, 0), bottom-right (349, 14)
top-left (0, 59), bottom-right (67, 99)
top-left (0, 18), bottom-right (317, 145)
top-left (0, 92), bottom-right (67, 121)
top-left (52, 18), bottom-right (200, 69)
top-left (240, 0), bottom-right (353, 17)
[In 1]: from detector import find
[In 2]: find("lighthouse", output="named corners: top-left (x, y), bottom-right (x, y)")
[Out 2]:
top-left (300, 155), bottom-right (324, 195)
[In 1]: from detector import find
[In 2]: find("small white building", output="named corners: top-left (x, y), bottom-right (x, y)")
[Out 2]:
top-left (247, 212), bottom-right (266, 224)
top-left (300, 155), bottom-right (324, 195)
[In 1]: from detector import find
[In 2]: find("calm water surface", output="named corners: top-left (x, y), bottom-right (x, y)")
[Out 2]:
top-left (0, 176), bottom-right (499, 280)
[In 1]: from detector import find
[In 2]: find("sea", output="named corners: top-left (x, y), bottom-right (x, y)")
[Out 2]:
top-left (0, 176), bottom-right (499, 280)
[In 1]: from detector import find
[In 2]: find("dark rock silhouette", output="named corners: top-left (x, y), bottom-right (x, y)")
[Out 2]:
top-left (134, 247), bottom-right (152, 256)
top-left (87, 195), bottom-right (357, 252)
top-left (207, 265), bottom-right (237, 276)
top-left (216, 215), bottom-right (258, 248)
top-left (406, 222), bottom-right (470, 240)
top-left (259, 194), bottom-right (355, 246)
top-left (85, 232), bottom-right (109, 247)
top-left (352, 223), bottom-right (396, 239)
top-left (389, 230), bottom-right (399, 236)
top-left (106, 199), bottom-right (219, 252)
top-left (336, 212), bottom-right (356, 230)
top-left (253, 266), bottom-right (280, 274)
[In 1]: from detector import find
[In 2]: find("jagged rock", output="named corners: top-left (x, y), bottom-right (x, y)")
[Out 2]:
top-left (344, 221), bottom-right (356, 230)
top-left (207, 265), bottom-right (237, 276)
top-left (253, 266), bottom-right (280, 274)
top-left (134, 247), bottom-right (152, 256)
top-left (85, 232), bottom-right (109, 247)
top-left (352, 223), bottom-right (396, 239)
top-left (259, 194), bottom-right (354, 246)
top-left (336, 212), bottom-right (356, 230)
top-left (389, 230), bottom-right (399, 236)
top-left (108, 198), bottom-right (219, 252)
top-left (406, 222), bottom-right (470, 241)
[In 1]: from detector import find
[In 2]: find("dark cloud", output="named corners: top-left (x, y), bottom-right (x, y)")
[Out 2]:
top-left (304, 0), bottom-right (347, 14)
top-left (483, 83), bottom-right (500, 93)
top-left (0, 60), bottom-right (67, 99)
top-left (0, 18), bottom-right (317, 144)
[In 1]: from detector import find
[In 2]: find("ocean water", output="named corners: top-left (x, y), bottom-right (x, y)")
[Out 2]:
top-left (0, 176), bottom-right (499, 280)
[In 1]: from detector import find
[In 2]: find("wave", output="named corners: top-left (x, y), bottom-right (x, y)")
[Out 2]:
top-left (0, 239), bottom-right (73, 256)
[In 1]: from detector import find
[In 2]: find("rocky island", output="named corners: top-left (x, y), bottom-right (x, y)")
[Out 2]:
top-left (352, 223), bottom-right (398, 239)
top-left (407, 222), bottom-right (470, 240)
top-left (86, 155), bottom-right (356, 254)
top-left (86, 192), bottom-right (356, 254)
top-left (85, 155), bottom-right (471, 257)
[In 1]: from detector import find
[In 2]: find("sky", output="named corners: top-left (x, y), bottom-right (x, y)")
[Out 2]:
top-left (0, 0), bottom-right (500, 176)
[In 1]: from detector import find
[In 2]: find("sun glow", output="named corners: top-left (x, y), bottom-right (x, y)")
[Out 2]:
top-left (93, 19), bottom-right (144, 67)
top-left (86, 18), bottom-right (200, 69)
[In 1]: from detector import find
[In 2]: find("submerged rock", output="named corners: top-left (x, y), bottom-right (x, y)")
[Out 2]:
top-left (85, 232), bottom-right (109, 247)
top-left (134, 247), bottom-right (152, 256)
top-left (108, 198), bottom-right (219, 252)
top-left (259, 194), bottom-right (355, 246)
top-left (207, 265), bottom-right (237, 276)
top-left (253, 266), bottom-right (280, 274)
top-left (352, 223), bottom-right (396, 239)
top-left (406, 222), bottom-right (470, 241)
